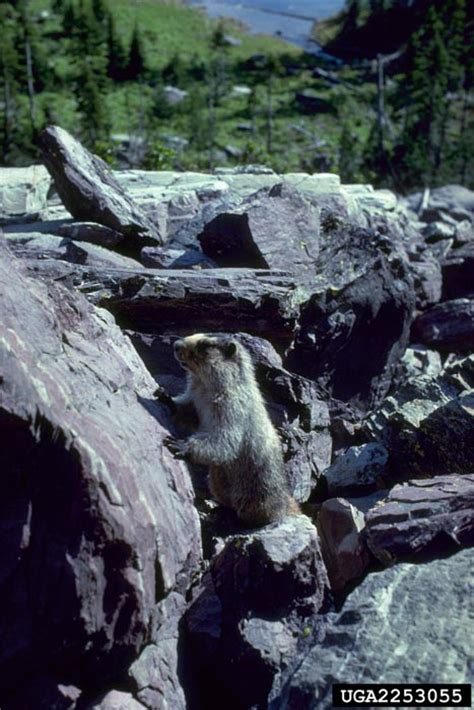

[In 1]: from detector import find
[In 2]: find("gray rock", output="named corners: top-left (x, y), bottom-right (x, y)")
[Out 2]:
top-left (0, 237), bottom-right (201, 692)
top-left (6, 232), bottom-right (144, 270)
top-left (454, 219), bottom-right (474, 245)
top-left (422, 220), bottom-right (455, 242)
top-left (0, 165), bottom-right (51, 223)
top-left (141, 246), bottom-right (216, 270)
top-left (287, 224), bottom-right (416, 412)
top-left (88, 690), bottom-right (146, 709)
top-left (323, 443), bottom-right (389, 494)
top-left (318, 498), bottom-right (370, 591)
top-left (271, 549), bottom-right (474, 708)
top-left (366, 369), bottom-right (474, 479)
top-left (55, 221), bottom-right (124, 248)
top-left (398, 345), bottom-right (443, 380)
top-left (130, 593), bottom-right (189, 710)
top-left (21, 261), bottom-right (303, 349)
top-left (409, 251), bottom-right (442, 308)
top-left (187, 516), bottom-right (330, 709)
top-left (198, 183), bottom-right (320, 273)
top-left (365, 474), bottom-right (474, 564)
top-left (2, 675), bottom-right (82, 710)
top-left (442, 243), bottom-right (474, 300)
top-left (39, 126), bottom-right (163, 251)
top-left (163, 85), bottom-right (188, 105)
top-left (412, 298), bottom-right (474, 351)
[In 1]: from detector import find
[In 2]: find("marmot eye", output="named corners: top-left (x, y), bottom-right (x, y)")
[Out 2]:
top-left (196, 340), bottom-right (210, 354)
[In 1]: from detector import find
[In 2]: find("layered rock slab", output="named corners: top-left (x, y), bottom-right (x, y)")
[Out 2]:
top-left (365, 474), bottom-right (474, 564)
top-left (0, 238), bottom-right (201, 696)
top-left (39, 126), bottom-right (163, 251)
top-left (271, 549), bottom-right (474, 709)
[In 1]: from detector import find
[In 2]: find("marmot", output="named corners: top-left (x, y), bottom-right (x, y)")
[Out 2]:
top-left (165, 333), bottom-right (300, 527)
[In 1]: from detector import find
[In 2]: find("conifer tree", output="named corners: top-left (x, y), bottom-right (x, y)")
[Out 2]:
top-left (0, 4), bottom-right (22, 161)
top-left (125, 25), bottom-right (146, 81)
top-left (106, 12), bottom-right (127, 81)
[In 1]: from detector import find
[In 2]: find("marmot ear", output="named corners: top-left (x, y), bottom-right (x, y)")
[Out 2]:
top-left (223, 340), bottom-right (237, 358)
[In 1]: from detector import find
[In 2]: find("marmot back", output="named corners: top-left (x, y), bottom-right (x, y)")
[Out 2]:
top-left (170, 333), bottom-right (299, 527)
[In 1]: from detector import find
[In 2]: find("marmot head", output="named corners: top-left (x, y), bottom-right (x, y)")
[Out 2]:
top-left (173, 333), bottom-right (239, 376)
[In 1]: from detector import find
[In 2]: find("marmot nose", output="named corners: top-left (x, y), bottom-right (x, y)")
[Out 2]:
top-left (174, 339), bottom-right (184, 354)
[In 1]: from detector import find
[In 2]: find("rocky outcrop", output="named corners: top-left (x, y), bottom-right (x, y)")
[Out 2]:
top-left (0, 166), bottom-right (51, 224)
top-left (317, 498), bottom-right (370, 590)
top-left (323, 443), bottom-right (389, 494)
top-left (187, 516), bottom-right (329, 709)
top-left (366, 355), bottom-right (474, 479)
top-left (198, 183), bottom-right (320, 272)
top-left (412, 298), bottom-right (474, 351)
top-left (271, 549), bottom-right (473, 708)
top-left (365, 475), bottom-right (474, 564)
top-left (39, 126), bottom-right (163, 251)
top-left (0, 236), bottom-right (201, 702)
top-left (287, 224), bottom-right (416, 411)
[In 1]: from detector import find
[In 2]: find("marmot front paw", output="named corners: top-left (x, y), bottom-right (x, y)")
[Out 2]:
top-left (153, 386), bottom-right (176, 410)
top-left (164, 436), bottom-right (189, 460)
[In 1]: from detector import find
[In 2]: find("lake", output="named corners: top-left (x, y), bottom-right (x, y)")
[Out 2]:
top-left (188, 0), bottom-right (346, 51)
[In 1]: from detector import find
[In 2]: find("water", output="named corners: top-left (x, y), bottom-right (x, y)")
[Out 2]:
top-left (188, 0), bottom-right (346, 52)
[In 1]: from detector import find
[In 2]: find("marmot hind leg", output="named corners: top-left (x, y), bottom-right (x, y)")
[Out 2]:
top-left (208, 467), bottom-right (233, 508)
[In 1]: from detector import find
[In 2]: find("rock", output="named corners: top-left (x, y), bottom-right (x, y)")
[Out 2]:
top-left (140, 246), bottom-right (216, 269)
top-left (323, 443), bottom-right (389, 494)
top-left (317, 498), bottom-right (370, 591)
top-left (163, 85), bottom-right (188, 105)
top-left (0, 165), bottom-right (51, 224)
top-left (366, 367), bottom-right (474, 479)
top-left (198, 183), bottom-right (320, 273)
top-left (2, 675), bottom-right (82, 710)
top-left (404, 185), bottom-right (474, 220)
top-left (88, 690), bottom-right (146, 709)
top-left (442, 243), bottom-right (474, 300)
top-left (409, 251), bottom-right (442, 308)
top-left (6, 232), bottom-right (144, 270)
top-left (39, 126), bottom-right (163, 251)
top-left (454, 219), bottom-right (474, 245)
top-left (55, 222), bottom-right (124, 248)
top-left (21, 261), bottom-right (303, 349)
top-left (422, 220), bottom-right (455, 242)
top-left (287, 224), bottom-right (416, 411)
top-left (271, 549), bottom-right (473, 708)
top-left (187, 516), bottom-right (330, 709)
top-left (365, 475), bottom-right (474, 565)
top-left (0, 237), bottom-right (201, 693)
top-left (129, 593), bottom-right (190, 710)
top-left (296, 90), bottom-right (336, 114)
top-left (397, 344), bottom-right (442, 380)
top-left (412, 298), bottom-right (474, 351)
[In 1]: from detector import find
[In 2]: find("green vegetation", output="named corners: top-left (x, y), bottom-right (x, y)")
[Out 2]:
top-left (0, 0), bottom-right (472, 191)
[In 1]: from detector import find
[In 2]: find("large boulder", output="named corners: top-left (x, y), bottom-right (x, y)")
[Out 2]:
top-left (412, 298), bottom-right (474, 351)
top-left (442, 243), bottom-right (474, 300)
top-left (187, 516), bottom-right (330, 709)
top-left (365, 475), bottom-right (474, 564)
top-left (287, 224), bottom-right (416, 411)
top-left (0, 166), bottom-right (51, 224)
top-left (198, 183), bottom-right (320, 273)
top-left (366, 356), bottom-right (474, 479)
top-left (19, 260), bottom-right (303, 349)
top-left (39, 126), bottom-right (163, 252)
top-left (0, 237), bottom-right (201, 700)
top-left (271, 549), bottom-right (473, 708)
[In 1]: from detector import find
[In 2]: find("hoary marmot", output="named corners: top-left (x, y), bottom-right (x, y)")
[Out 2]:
top-left (166, 333), bottom-right (300, 527)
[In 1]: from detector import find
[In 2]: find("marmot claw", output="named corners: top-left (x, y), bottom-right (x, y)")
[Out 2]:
top-left (164, 436), bottom-right (189, 459)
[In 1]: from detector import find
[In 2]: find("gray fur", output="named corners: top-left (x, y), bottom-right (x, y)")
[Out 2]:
top-left (171, 334), bottom-right (299, 527)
